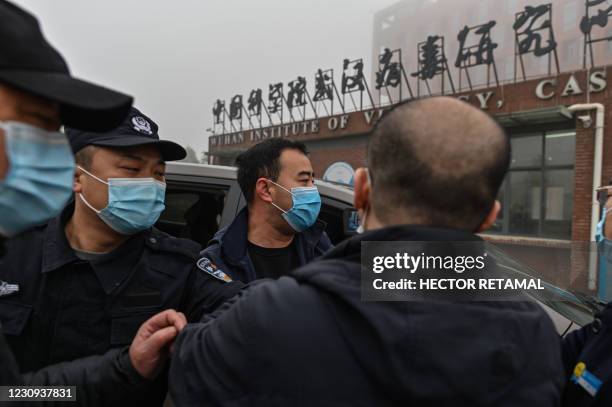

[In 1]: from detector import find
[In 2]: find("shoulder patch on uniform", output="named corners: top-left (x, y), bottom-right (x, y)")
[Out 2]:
top-left (0, 280), bottom-right (19, 297)
top-left (196, 258), bottom-right (232, 282)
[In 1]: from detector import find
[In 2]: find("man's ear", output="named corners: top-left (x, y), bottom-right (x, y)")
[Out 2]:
top-left (254, 177), bottom-right (273, 204)
top-left (73, 165), bottom-right (84, 193)
top-left (477, 200), bottom-right (501, 233)
top-left (354, 168), bottom-right (370, 213)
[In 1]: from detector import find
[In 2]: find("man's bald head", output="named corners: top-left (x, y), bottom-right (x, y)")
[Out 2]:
top-left (367, 97), bottom-right (509, 231)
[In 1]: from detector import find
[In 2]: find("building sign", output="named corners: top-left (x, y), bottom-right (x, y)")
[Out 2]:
top-left (209, 108), bottom-right (387, 147)
top-left (458, 69), bottom-right (607, 108)
top-left (209, 1), bottom-right (612, 152)
top-left (210, 68), bottom-right (608, 148)
top-left (534, 69), bottom-right (607, 100)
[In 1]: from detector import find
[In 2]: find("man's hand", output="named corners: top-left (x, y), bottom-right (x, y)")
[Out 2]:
top-left (129, 309), bottom-right (187, 380)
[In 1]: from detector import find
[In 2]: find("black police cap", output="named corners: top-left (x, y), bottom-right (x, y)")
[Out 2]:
top-left (0, 1), bottom-right (132, 132)
top-left (66, 107), bottom-right (187, 162)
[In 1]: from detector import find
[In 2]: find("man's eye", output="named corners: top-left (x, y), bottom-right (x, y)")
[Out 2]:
top-left (156, 171), bottom-right (165, 177)
top-left (122, 167), bottom-right (139, 172)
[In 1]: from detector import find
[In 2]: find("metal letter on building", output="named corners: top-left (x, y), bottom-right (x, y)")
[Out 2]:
top-left (342, 58), bottom-right (375, 111)
top-left (513, 3), bottom-right (560, 81)
top-left (229, 95), bottom-right (243, 130)
top-left (212, 99), bottom-right (226, 133)
top-left (375, 48), bottom-right (413, 103)
top-left (411, 35), bottom-right (456, 97)
top-left (313, 68), bottom-right (342, 116)
top-left (247, 89), bottom-right (262, 118)
top-left (455, 21), bottom-right (499, 90)
top-left (580, 0), bottom-right (612, 68)
top-left (268, 83), bottom-right (284, 123)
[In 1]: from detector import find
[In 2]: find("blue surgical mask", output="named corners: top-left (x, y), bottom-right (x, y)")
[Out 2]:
top-left (0, 122), bottom-right (75, 237)
top-left (268, 180), bottom-right (321, 233)
top-left (77, 166), bottom-right (166, 235)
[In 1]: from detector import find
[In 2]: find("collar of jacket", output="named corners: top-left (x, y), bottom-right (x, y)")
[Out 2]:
top-left (41, 201), bottom-right (148, 294)
top-left (219, 207), bottom-right (327, 266)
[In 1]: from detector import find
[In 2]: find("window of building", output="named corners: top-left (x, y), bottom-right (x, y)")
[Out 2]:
top-left (491, 130), bottom-right (576, 239)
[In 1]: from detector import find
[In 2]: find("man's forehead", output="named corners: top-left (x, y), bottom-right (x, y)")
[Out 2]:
top-left (98, 144), bottom-right (164, 163)
top-left (279, 148), bottom-right (312, 173)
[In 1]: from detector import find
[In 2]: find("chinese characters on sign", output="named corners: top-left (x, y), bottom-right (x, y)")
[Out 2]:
top-left (341, 58), bottom-right (374, 110)
top-left (211, 1), bottom-right (605, 131)
top-left (412, 35), bottom-right (455, 96)
top-left (581, 0), bottom-right (612, 68)
top-left (313, 68), bottom-right (341, 116)
top-left (212, 99), bottom-right (225, 132)
top-left (375, 48), bottom-right (413, 103)
top-left (268, 83), bottom-right (284, 120)
top-left (247, 89), bottom-right (262, 118)
top-left (513, 3), bottom-right (559, 80)
top-left (455, 21), bottom-right (499, 89)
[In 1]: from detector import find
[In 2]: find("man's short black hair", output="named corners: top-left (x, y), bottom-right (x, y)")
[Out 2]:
top-left (367, 97), bottom-right (510, 231)
top-left (236, 139), bottom-right (308, 203)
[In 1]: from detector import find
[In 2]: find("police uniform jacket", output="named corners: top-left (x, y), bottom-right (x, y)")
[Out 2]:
top-left (561, 238), bottom-right (612, 406)
top-left (0, 204), bottom-right (243, 405)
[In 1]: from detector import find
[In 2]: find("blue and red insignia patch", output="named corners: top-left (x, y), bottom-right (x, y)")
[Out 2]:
top-left (196, 257), bottom-right (232, 283)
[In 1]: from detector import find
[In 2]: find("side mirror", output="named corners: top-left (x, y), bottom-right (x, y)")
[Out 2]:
top-left (343, 208), bottom-right (360, 236)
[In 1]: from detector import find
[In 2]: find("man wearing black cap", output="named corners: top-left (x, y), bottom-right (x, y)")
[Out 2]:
top-left (0, 106), bottom-right (244, 404)
top-left (0, 0), bottom-right (188, 403)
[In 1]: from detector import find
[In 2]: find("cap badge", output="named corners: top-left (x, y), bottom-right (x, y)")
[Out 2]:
top-left (132, 116), bottom-right (153, 135)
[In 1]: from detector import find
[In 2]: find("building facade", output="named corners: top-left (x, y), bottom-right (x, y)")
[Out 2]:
top-left (208, 0), bottom-right (612, 298)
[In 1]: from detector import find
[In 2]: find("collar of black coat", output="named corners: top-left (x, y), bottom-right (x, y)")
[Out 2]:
top-left (321, 224), bottom-right (481, 264)
top-left (219, 207), bottom-right (327, 265)
top-left (41, 201), bottom-right (147, 294)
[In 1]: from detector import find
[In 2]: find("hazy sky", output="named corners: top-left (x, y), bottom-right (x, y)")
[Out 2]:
top-left (14, 0), bottom-right (398, 157)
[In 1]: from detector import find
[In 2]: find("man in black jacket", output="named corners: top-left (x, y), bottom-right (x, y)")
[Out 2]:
top-left (199, 139), bottom-right (332, 282)
top-left (169, 97), bottom-right (564, 406)
top-left (0, 1), bottom-right (187, 404)
top-left (0, 107), bottom-right (243, 405)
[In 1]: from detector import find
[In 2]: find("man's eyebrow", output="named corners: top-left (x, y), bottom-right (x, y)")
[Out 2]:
top-left (20, 108), bottom-right (57, 126)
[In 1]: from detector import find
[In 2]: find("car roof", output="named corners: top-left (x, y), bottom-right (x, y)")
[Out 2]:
top-left (165, 162), bottom-right (354, 204)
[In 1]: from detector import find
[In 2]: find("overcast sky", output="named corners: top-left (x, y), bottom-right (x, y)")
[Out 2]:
top-left (14, 0), bottom-right (398, 157)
